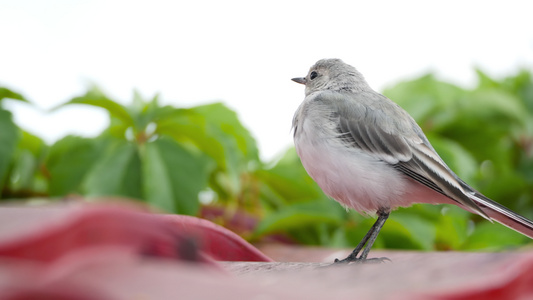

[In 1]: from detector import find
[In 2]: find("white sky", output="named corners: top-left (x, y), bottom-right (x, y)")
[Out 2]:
top-left (1, 0), bottom-right (532, 161)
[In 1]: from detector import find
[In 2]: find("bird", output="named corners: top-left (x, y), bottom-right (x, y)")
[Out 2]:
top-left (291, 58), bottom-right (533, 263)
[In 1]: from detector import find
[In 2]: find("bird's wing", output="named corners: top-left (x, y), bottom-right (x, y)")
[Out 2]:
top-left (320, 91), bottom-right (489, 219)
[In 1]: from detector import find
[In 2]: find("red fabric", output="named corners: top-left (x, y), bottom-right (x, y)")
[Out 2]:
top-left (1, 202), bottom-right (532, 300)
top-left (0, 204), bottom-right (272, 264)
top-left (0, 203), bottom-right (272, 299)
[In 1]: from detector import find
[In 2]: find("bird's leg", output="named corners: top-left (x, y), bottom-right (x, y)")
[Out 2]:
top-left (335, 208), bottom-right (390, 264)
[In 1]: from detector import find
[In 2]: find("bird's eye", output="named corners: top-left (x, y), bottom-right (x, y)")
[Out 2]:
top-left (310, 71), bottom-right (318, 80)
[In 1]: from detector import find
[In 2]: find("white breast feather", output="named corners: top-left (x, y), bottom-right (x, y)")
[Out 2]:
top-left (293, 101), bottom-right (412, 213)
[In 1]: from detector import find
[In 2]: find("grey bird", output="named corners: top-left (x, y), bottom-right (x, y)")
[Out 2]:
top-left (291, 58), bottom-right (533, 263)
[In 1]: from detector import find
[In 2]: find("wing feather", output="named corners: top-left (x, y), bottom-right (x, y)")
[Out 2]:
top-left (319, 92), bottom-right (489, 219)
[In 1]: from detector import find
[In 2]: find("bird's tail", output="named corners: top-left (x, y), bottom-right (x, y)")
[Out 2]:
top-left (468, 192), bottom-right (533, 239)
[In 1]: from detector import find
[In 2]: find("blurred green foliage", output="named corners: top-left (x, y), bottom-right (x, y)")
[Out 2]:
top-left (1, 68), bottom-right (532, 251)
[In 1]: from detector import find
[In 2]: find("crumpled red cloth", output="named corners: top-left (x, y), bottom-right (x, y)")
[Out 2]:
top-left (1, 202), bottom-right (532, 300)
top-left (0, 203), bottom-right (271, 264)
top-left (0, 202), bottom-right (271, 299)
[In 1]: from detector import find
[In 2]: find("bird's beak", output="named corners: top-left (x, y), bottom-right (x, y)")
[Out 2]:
top-left (291, 77), bottom-right (306, 85)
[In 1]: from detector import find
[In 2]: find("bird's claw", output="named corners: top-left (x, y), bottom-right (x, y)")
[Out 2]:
top-left (333, 256), bottom-right (391, 264)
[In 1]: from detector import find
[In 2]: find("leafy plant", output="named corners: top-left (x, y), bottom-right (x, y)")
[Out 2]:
top-left (56, 87), bottom-right (264, 216)
top-left (1, 68), bottom-right (532, 252)
top-left (1, 87), bottom-right (261, 217)
top-left (0, 88), bottom-right (36, 197)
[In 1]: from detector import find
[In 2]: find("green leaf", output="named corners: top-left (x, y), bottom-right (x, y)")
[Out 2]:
top-left (475, 69), bottom-right (499, 89)
top-left (0, 87), bottom-right (29, 103)
top-left (55, 86), bottom-right (134, 128)
top-left (505, 70), bottom-right (533, 113)
top-left (254, 200), bottom-right (343, 236)
top-left (4, 131), bottom-right (48, 196)
top-left (434, 205), bottom-right (470, 250)
top-left (46, 136), bottom-right (102, 196)
top-left (461, 221), bottom-right (529, 251)
top-left (161, 103), bottom-right (259, 164)
top-left (128, 90), bottom-right (161, 132)
top-left (8, 149), bottom-right (36, 191)
top-left (383, 74), bottom-right (465, 126)
top-left (193, 103), bottom-right (259, 162)
top-left (8, 131), bottom-right (47, 190)
top-left (329, 213), bottom-right (375, 248)
top-left (142, 137), bottom-right (213, 215)
top-left (156, 103), bottom-right (259, 198)
top-left (464, 89), bottom-right (528, 124)
top-left (83, 140), bottom-right (142, 199)
top-left (18, 131), bottom-right (47, 157)
top-left (157, 108), bottom-right (225, 162)
top-left (384, 212), bottom-right (436, 250)
top-left (0, 110), bottom-right (20, 193)
top-left (256, 147), bottom-right (326, 204)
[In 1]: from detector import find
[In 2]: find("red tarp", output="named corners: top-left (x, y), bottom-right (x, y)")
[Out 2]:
top-left (0, 202), bottom-right (531, 299)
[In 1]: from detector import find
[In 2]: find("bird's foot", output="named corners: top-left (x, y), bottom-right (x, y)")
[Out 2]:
top-left (333, 256), bottom-right (391, 265)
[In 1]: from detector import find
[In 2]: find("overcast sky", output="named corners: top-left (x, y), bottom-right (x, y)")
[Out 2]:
top-left (1, 0), bottom-right (532, 160)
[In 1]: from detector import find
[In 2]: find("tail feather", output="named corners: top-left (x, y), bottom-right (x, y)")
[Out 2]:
top-left (469, 192), bottom-right (533, 239)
